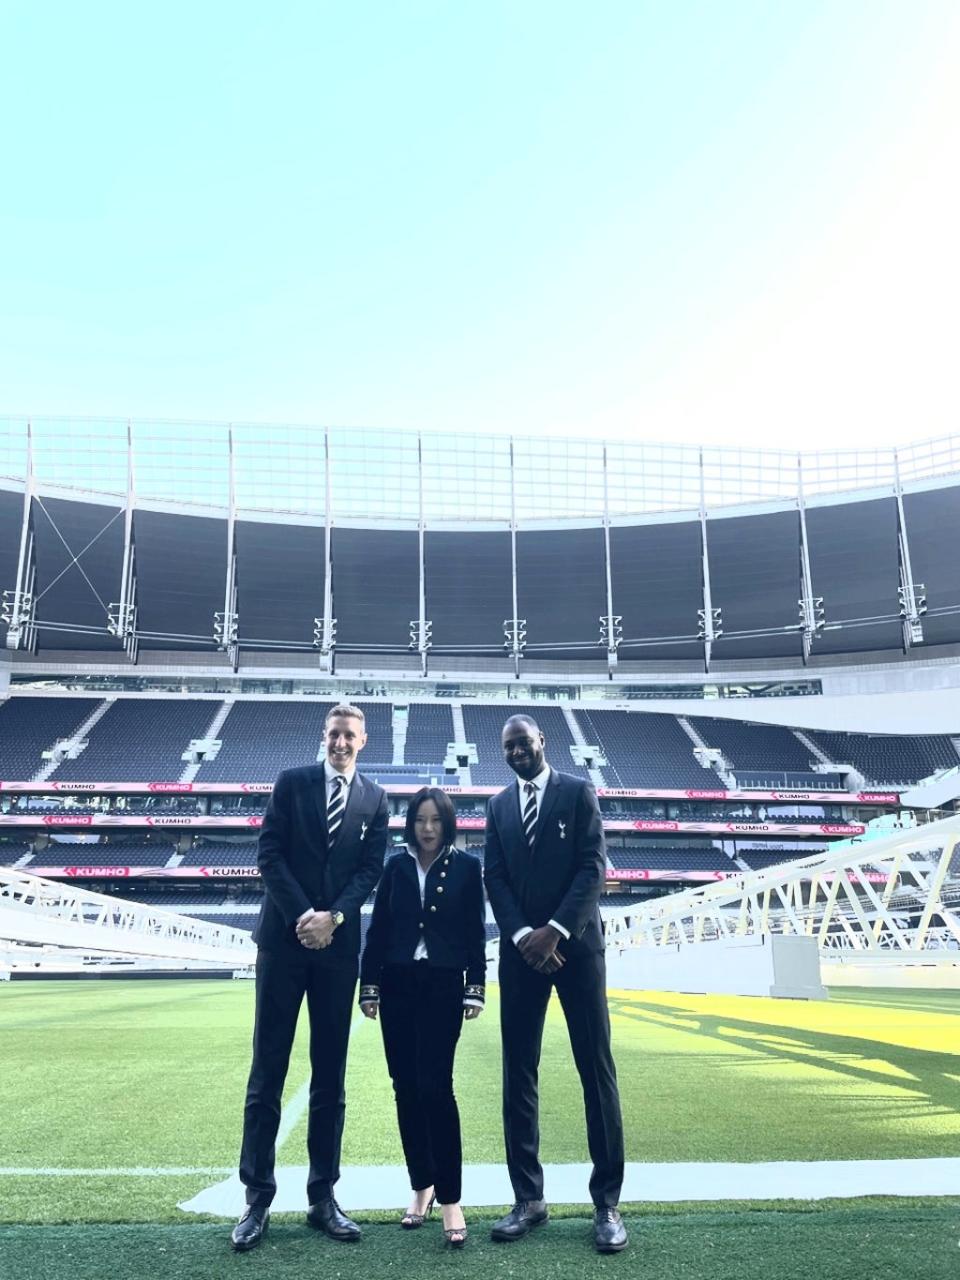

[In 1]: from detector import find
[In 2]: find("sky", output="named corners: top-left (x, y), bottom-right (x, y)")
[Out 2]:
top-left (2, 1), bottom-right (959, 452)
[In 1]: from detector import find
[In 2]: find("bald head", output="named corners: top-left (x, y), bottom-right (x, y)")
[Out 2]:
top-left (501, 714), bottom-right (546, 781)
top-left (503, 713), bottom-right (540, 735)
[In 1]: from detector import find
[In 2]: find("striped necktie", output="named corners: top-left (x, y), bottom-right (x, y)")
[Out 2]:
top-left (522, 781), bottom-right (538, 848)
top-left (327, 774), bottom-right (346, 842)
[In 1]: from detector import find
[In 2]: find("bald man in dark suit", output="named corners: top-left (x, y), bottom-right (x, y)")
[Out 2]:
top-left (484, 714), bottom-right (627, 1254)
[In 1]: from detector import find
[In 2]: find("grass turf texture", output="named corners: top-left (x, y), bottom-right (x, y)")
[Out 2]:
top-left (2, 1207), bottom-right (957, 1280)
top-left (1, 981), bottom-right (958, 1225)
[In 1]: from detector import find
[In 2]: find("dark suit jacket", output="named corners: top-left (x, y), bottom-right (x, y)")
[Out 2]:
top-left (484, 769), bottom-right (606, 957)
top-left (252, 764), bottom-right (389, 959)
top-left (359, 847), bottom-right (487, 992)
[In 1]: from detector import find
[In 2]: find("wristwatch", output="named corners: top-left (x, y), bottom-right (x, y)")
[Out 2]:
top-left (332, 910), bottom-right (345, 928)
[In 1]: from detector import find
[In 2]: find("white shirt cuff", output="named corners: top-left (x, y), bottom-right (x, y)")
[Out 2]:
top-left (463, 998), bottom-right (484, 1008)
top-left (549, 919), bottom-right (570, 939)
top-left (511, 926), bottom-right (533, 944)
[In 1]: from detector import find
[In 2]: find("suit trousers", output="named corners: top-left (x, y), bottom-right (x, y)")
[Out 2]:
top-left (239, 946), bottom-right (358, 1208)
top-left (499, 943), bottom-right (624, 1208)
top-left (379, 962), bottom-right (466, 1205)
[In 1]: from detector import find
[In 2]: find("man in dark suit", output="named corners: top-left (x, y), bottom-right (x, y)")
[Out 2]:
top-left (484, 714), bottom-right (627, 1254)
top-left (231, 703), bottom-right (389, 1252)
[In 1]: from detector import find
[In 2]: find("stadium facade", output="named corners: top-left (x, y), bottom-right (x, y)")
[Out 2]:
top-left (1, 419), bottom-right (958, 688)
top-left (1, 418), bottom-right (958, 974)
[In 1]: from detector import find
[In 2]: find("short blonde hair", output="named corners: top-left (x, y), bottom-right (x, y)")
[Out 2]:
top-left (325, 702), bottom-right (366, 726)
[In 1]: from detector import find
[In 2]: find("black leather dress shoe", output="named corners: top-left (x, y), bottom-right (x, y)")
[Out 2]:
top-left (490, 1200), bottom-right (549, 1241)
top-left (231, 1206), bottom-right (269, 1252)
top-left (594, 1206), bottom-right (628, 1253)
top-left (306, 1196), bottom-right (362, 1241)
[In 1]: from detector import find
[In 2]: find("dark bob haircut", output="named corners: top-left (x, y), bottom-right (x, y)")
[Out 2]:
top-left (404, 786), bottom-right (457, 851)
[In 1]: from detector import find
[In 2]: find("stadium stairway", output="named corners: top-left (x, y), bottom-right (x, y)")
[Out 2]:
top-left (449, 702), bottom-right (472, 786)
top-left (179, 700), bottom-right (234, 783)
top-left (793, 729), bottom-right (836, 770)
top-left (563, 705), bottom-right (607, 787)
top-left (391, 707), bottom-right (406, 764)
top-left (676, 716), bottom-right (734, 785)
top-left (34, 698), bottom-right (114, 782)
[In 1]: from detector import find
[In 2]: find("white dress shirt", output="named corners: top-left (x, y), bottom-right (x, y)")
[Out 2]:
top-left (324, 759), bottom-right (355, 806)
top-left (510, 765), bottom-right (571, 946)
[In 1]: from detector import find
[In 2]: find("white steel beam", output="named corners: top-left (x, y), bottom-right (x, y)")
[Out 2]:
top-left (893, 448), bottom-right (926, 649)
top-left (3, 423), bottom-right (38, 652)
top-left (697, 448), bottom-right (721, 673)
top-left (597, 816), bottom-right (960, 969)
top-left (108, 421), bottom-right (139, 663)
top-left (0, 867), bottom-right (255, 968)
top-left (796, 453), bottom-right (823, 664)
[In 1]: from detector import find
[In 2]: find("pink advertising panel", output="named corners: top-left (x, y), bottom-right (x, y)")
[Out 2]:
top-left (0, 815), bottom-right (864, 835)
top-left (0, 781), bottom-right (899, 804)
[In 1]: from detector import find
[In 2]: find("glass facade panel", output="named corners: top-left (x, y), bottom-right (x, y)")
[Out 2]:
top-left (2, 417), bottom-right (958, 519)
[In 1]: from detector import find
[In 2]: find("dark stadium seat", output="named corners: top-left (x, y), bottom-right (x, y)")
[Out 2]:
top-left (354, 703), bottom-right (393, 762)
top-left (179, 842), bottom-right (258, 866)
top-left (42, 841), bottom-right (177, 867)
top-left (685, 716), bottom-right (815, 773)
top-left (182, 911), bottom-right (256, 933)
top-left (195, 701), bottom-right (333, 781)
top-left (0, 842), bottom-right (32, 866)
top-left (404, 702), bottom-right (454, 770)
top-left (575, 710), bottom-right (715, 789)
top-left (806, 731), bottom-right (959, 787)
top-left (607, 844), bottom-right (733, 871)
top-left (462, 704), bottom-right (593, 785)
top-left (194, 700), bottom-right (390, 783)
top-left (0, 696), bottom-right (101, 781)
top-left (52, 699), bottom-right (216, 782)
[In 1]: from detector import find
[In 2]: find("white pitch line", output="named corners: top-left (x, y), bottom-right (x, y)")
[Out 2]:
top-left (5, 1155), bottom-right (960, 1207)
top-left (275, 1077), bottom-right (312, 1154)
top-left (0, 1074), bottom-right (326, 1180)
top-left (0, 1076), bottom-right (318, 1181)
top-left (273, 1010), bottom-right (365, 1155)
top-left (177, 1156), bottom-right (960, 1216)
top-left (0, 1167), bottom-right (234, 1177)
top-left (0, 1015), bottom-right (368, 1183)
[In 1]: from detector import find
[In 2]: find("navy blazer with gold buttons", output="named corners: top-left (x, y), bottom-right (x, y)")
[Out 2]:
top-left (359, 846), bottom-right (487, 1002)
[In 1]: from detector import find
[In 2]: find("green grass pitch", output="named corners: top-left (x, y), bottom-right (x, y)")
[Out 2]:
top-left (1, 980), bottom-right (959, 1278)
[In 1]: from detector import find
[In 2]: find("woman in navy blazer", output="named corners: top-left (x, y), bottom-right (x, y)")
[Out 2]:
top-left (360, 787), bottom-right (486, 1247)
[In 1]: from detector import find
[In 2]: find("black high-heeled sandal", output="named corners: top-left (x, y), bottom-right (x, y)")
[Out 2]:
top-left (443, 1225), bottom-right (468, 1249)
top-left (442, 1207), bottom-right (468, 1248)
top-left (400, 1194), bottom-right (435, 1229)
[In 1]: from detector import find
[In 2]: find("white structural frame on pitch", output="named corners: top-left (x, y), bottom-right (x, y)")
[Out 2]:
top-left (0, 866), bottom-right (256, 970)
top-left (596, 814), bottom-right (960, 963)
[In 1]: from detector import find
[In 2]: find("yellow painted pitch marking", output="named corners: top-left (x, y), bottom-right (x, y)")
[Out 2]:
top-left (607, 988), bottom-right (960, 1056)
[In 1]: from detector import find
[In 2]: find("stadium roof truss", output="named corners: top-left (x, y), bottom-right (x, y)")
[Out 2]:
top-left (1, 419), bottom-right (958, 671)
top-left (0, 866), bottom-right (256, 973)
top-left (600, 814), bottom-right (960, 970)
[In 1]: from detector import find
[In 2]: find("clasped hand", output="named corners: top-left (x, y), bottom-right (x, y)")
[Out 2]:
top-left (517, 925), bottom-right (565, 974)
top-left (296, 909), bottom-right (336, 949)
